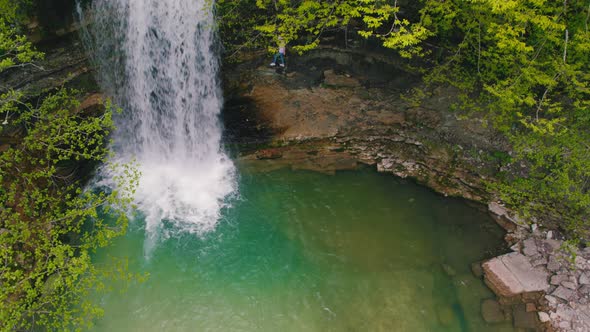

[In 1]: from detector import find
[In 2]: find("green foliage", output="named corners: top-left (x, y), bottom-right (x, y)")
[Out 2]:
top-left (0, 89), bottom-right (140, 331)
top-left (215, 0), bottom-right (430, 57)
top-left (0, 18), bottom-right (43, 72)
top-left (410, 0), bottom-right (590, 240)
top-left (1, 4), bottom-right (141, 329)
top-left (0, 0), bottom-right (31, 23)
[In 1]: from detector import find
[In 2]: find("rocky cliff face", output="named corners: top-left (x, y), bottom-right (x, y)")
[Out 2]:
top-left (223, 47), bottom-right (509, 203)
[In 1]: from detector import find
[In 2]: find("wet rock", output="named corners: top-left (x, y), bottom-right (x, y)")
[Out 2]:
top-left (471, 261), bottom-right (483, 278)
top-left (526, 302), bottom-right (537, 312)
top-left (488, 202), bottom-right (520, 231)
top-left (76, 93), bottom-right (105, 117)
top-left (513, 304), bottom-right (538, 329)
top-left (481, 299), bottom-right (505, 323)
top-left (256, 149), bottom-right (283, 160)
top-left (552, 286), bottom-right (574, 301)
top-left (482, 252), bottom-right (550, 297)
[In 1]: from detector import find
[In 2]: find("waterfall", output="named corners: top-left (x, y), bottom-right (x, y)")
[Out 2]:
top-left (78, 0), bottom-right (236, 243)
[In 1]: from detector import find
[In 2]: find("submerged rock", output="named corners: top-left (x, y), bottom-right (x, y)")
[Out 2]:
top-left (480, 299), bottom-right (505, 323)
top-left (471, 261), bottom-right (483, 278)
top-left (436, 305), bottom-right (457, 327)
top-left (513, 304), bottom-right (538, 329)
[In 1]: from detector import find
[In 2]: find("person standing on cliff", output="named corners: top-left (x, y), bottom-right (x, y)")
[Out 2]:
top-left (270, 36), bottom-right (286, 67)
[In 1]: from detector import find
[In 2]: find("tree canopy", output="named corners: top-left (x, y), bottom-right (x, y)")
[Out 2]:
top-left (216, 0), bottom-right (590, 242)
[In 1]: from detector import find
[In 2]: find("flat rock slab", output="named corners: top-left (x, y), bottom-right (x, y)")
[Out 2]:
top-left (483, 252), bottom-right (550, 297)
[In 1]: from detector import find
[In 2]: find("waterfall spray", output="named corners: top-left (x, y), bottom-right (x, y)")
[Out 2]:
top-left (78, 0), bottom-right (236, 250)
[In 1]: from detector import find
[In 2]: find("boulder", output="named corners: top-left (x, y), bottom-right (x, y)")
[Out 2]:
top-left (550, 274), bottom-right (569, 285)
top-left (552, 286), bottom-right (574, 301)
top-left (482, 252), bottom-right (550, 297)
top-left (530, 255), bottom-right (548, 267)
top-left (562, 281), bottom-right (577, 290)
top-left (523, 238), bottom-right (539, 257)
top-left (538, 311), bottom-right (550, 323)
top-left (547, 255), bottom-right (564, 272)
top-left (481, 299), bottom-right (505, 323)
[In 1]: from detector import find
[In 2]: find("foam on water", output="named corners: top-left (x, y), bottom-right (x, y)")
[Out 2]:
top-left (78, 0), bottom-right (236, 244)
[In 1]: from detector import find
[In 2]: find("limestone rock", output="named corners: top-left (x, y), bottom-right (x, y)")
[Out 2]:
top-left (562, 281), bottom-right (577, 290)
top-left (547, 255), bottom-right (564, 272)
top-left (538, 311), bottom-right (550, 322)
top-left (523, 238), bottom-right (538, 257)
top-left (552, 286), bottom-right (574, 301)
top-left (256, 149), bottom-right (283, 160)
top-left (482, 252), bottom-right (550, 297)
top-left (481, 299), bottom-right (505, 323)
top-left (551, 274), bottom-right (569, 285)
top-left (323, 69), bottom-right (360, 88)
top-left (542, 239), bottom-right (562, 252)
top-left (545, 295), bottom-right (559, 305)
top-left (530, 254), bottom-right (548, 267)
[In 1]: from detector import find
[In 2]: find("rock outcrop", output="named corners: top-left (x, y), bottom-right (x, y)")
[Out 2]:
top-left (482, 252), bottom-right (550, 297)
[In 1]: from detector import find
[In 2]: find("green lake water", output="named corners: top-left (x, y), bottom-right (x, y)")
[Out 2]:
top-left (92, 168), bottom-right (516, 332)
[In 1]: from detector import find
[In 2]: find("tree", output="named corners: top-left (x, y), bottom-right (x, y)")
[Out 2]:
top-left (411, 0), bottom-right (590, 242)
top-left (216, 0), bottom-right (430, 56)
top-left (1, 4), bottom-right (140, 330)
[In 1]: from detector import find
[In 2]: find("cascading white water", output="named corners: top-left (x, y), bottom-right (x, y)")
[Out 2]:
top-left (78, 0), bottom-right (236, 242)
